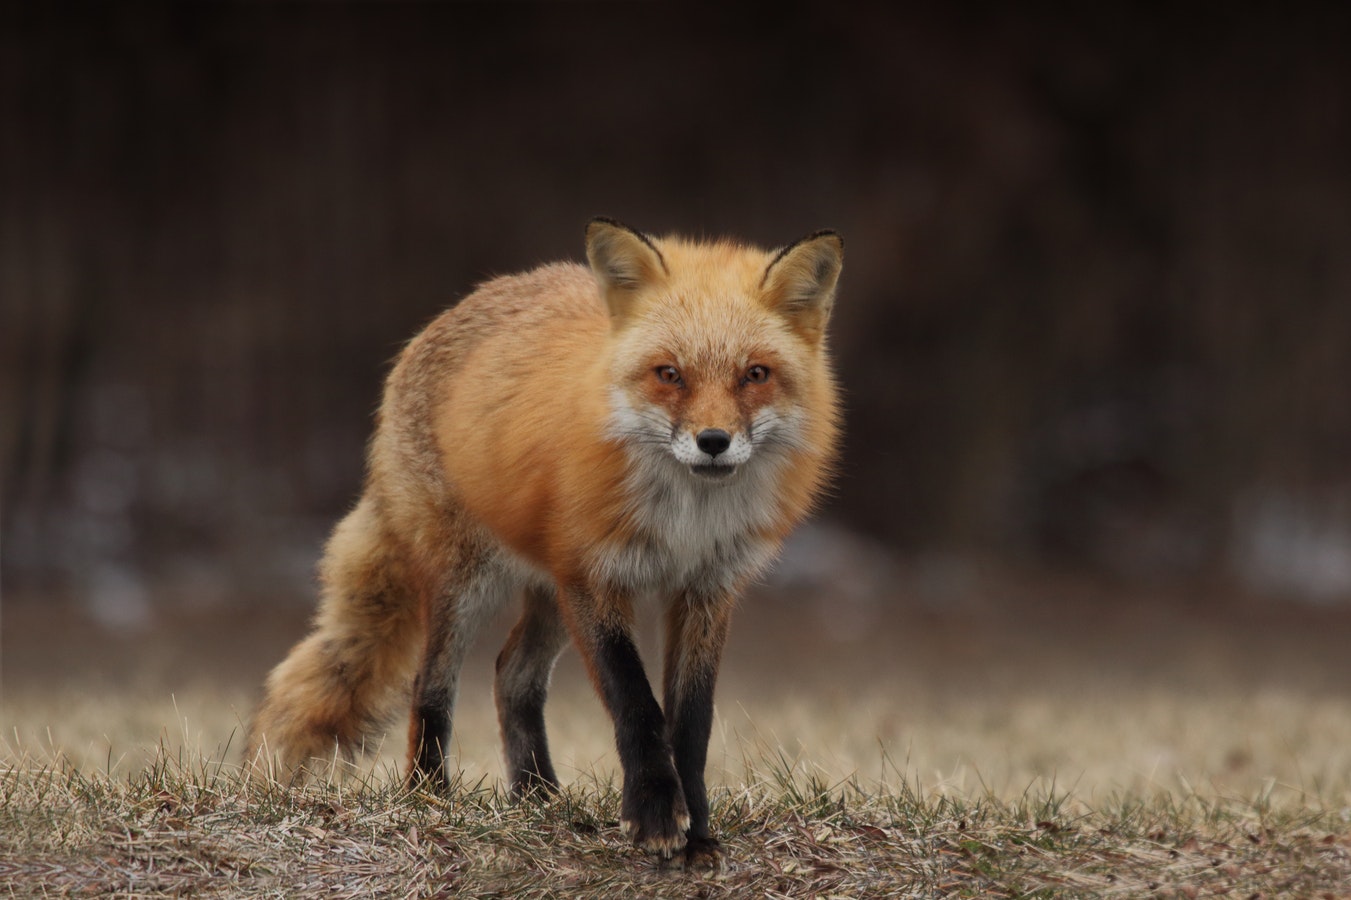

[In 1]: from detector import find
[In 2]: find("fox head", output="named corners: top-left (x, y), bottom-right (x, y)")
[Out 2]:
top-left (587, 217), bottom-right (842, 486)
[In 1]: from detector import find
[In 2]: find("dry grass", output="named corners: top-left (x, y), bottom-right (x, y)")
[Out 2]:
top-left (2, 740), bottom-right (1349, 899)
top-left (6, 679), bottom-right (1351, 815)
top-left (4, 580), bottom-right (1351, 896)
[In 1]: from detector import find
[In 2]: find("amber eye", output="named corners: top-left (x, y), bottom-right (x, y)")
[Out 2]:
top-left (745, 365), bottom-right (771, 384)
top-left (655, 365), bottom-right (682, 385)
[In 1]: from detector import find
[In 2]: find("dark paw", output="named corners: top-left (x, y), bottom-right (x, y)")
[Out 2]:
top-left (620, 767), bottom-right (690, 858)
top-left (681, 834), bottom-right (725, 871)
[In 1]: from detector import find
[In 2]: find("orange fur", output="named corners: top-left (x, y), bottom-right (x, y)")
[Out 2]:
top-left (247, 220), bottom-right (842, 862)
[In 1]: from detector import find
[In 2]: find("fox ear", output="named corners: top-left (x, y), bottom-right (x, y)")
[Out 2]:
top-left (761, 230), bottom-right (844, 339)
top-left (586, 217), bottom-right (668, 320)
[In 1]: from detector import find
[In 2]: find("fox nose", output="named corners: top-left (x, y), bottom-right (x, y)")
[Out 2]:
top-left (695, 428), bottom-right (732, 458)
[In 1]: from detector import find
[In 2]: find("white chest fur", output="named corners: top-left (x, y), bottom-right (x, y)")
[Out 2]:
top-left (588, 455), bottom-right (784, 597)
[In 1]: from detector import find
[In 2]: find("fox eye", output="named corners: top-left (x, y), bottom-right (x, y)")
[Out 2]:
top-left (655, 365), bottom-right (682, 385)
top-left (744, 365), bottom-right (771, 384)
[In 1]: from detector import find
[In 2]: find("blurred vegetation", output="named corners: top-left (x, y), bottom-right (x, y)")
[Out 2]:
top-left (3, 5), bottom-right (1350, 605)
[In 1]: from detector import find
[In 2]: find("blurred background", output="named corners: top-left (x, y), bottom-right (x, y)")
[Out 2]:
top-left (4, 4), bottom-right (1351, 639)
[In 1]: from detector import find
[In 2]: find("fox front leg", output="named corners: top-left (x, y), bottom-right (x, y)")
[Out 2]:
top-left (663, 591), bottom-right (732, 868)
top-left (563, 585), bottom-right (690, 858)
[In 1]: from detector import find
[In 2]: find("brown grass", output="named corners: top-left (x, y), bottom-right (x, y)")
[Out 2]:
top-left (2, 742), bottom-right (1349, 898)
top-left (4, 577), bottom-right (1351, 896)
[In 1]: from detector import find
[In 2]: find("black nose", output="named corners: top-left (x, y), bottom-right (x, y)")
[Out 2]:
top-left (695, 428), bottom-right (732, 457)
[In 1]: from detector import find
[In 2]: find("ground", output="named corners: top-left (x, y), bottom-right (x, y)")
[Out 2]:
top-left (3, 563), bottom-right (1350, 896)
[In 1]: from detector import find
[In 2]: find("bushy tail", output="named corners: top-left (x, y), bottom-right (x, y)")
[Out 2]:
top-left (246, 496), bottom-right (423, 776)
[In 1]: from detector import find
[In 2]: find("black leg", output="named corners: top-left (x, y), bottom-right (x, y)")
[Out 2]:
top-left (663, 594), bottom-right (731, 868)
top-left (562, 586), bottom-right (689, 858)
top-left (592, 624), bottom-right (689, 857)
top-left (404, 565), bottom-right (505, 790)
top-left (408, 675), bottom-right (452, 788)
top-left (495, 586), bottom-right (568, 796)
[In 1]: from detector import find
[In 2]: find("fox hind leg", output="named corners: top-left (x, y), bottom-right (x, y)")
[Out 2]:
top-left (407, 553), bottom-right (518, 788)
top-left (495, 584), bottom-right (569, 797)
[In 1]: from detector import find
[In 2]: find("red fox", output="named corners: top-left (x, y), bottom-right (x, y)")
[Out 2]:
top-left (247, 218), bottom-right (843, 865)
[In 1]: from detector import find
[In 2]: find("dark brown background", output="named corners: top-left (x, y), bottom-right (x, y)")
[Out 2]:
top-left (5, 4), bottom-right (1351, 618)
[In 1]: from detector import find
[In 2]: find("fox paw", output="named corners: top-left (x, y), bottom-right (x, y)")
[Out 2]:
top-left (619, 769), bottom-right (690, 859)
top-left (681, 835), bottom-right (725, 871)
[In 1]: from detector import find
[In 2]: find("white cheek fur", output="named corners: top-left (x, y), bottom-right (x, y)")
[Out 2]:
top-left (598, 389), bottom-right (811, 593)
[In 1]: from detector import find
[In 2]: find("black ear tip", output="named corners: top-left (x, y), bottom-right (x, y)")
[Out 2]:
top-left (587, 216), bottom-right (622, 236)
top-left (807, 229), bottom-right (843, 251)
top-left (587, 216), bottom-right (653, 245)
top-left (584, 217), bottom-right (669, 276)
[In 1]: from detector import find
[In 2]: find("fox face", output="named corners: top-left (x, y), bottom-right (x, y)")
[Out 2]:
top-left (590, 219), bottom-right (842, 488)
top-left (610, 345), bottom-right (795, 483)
top-left (649, 360), bottom-right (774, 477)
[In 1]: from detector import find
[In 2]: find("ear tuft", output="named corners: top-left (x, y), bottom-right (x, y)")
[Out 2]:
top-left (760, 230), bottom-right (844, 338)
top-left (586, 218), bottom-right (668, 320)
